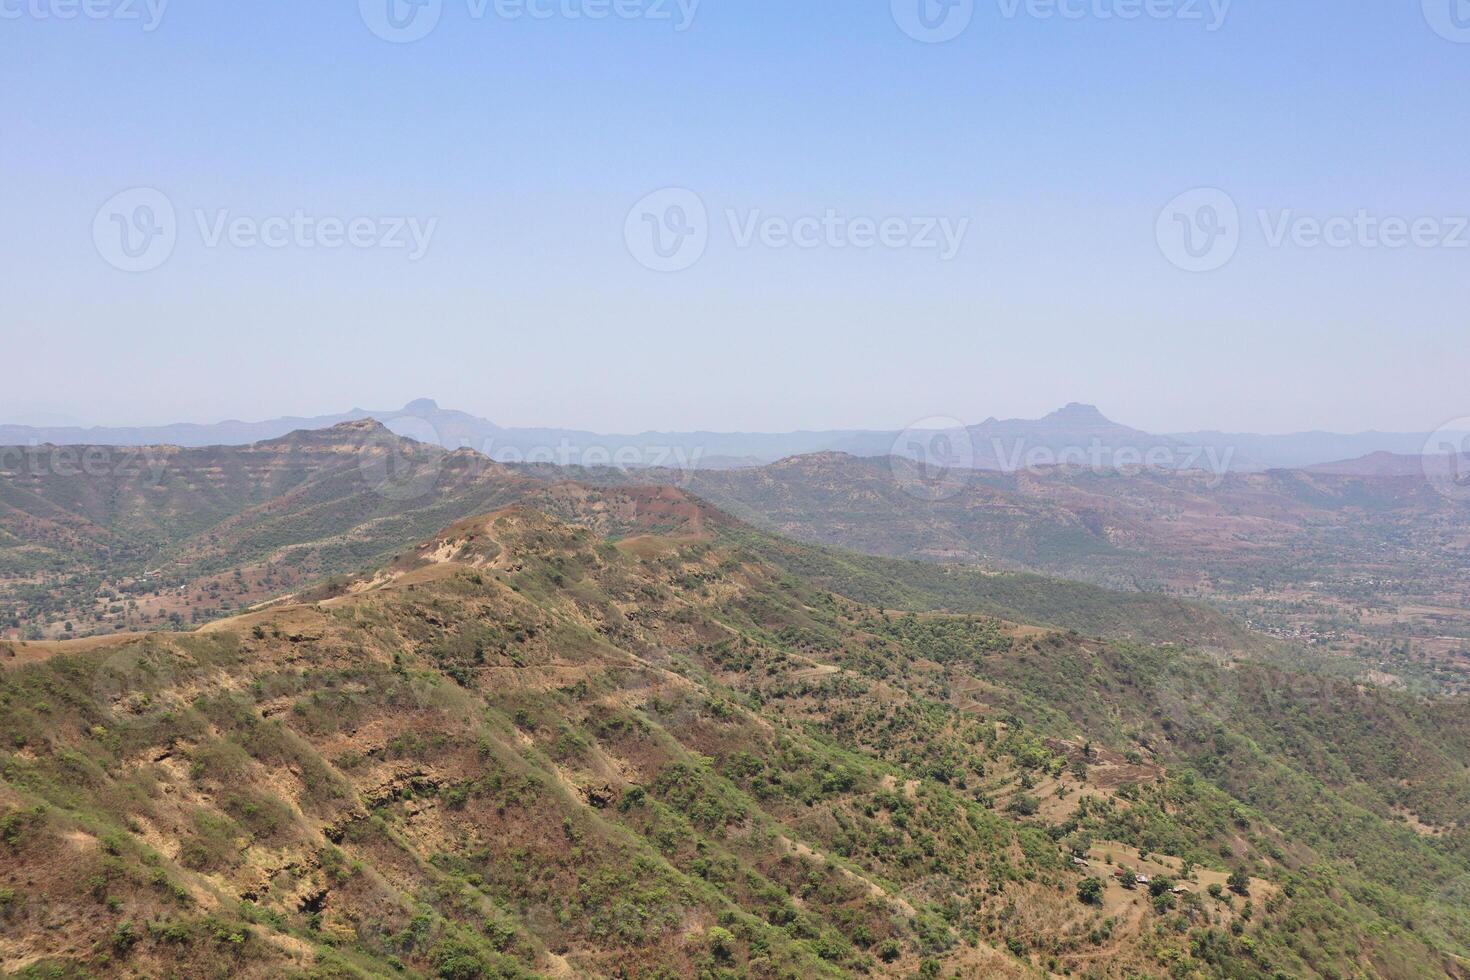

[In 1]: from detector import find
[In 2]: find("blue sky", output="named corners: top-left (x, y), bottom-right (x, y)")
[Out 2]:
top-left (2, 0), bottom-right (1467, 434)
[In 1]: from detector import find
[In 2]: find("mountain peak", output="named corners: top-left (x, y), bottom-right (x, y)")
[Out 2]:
top-left (403, 398), bottom-right (440, 415)
top-left (1046, 403), bottom-right (1111, 424)
top-left (332, 418), bottom-right (390, 434)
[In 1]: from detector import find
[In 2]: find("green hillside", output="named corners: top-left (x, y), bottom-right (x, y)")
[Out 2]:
top-left (1, 504), bottom-right (1465, 978)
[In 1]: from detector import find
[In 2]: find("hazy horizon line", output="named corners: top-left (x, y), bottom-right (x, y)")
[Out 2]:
top-left (3, 398), bottom-right (1466, 441)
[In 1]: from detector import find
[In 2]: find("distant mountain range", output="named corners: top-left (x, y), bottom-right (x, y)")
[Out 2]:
top-left (2, 399), bottom-right (1464, 473)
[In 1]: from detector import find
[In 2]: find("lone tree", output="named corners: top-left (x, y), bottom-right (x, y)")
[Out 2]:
top-left (1077, 878), bottom-right (1104, 906)
top-left (1227, 867), bottom-right (1251, 896)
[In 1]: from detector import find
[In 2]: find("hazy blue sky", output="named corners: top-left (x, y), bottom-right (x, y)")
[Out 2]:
top-left (3, 1), bottom-right (1467, 434)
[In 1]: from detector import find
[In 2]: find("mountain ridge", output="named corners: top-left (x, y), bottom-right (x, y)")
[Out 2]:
top-left (6, 401), bottom-right (1466, 473)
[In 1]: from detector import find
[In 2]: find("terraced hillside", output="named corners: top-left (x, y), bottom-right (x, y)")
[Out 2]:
top-left (1, 499), bottom-right (1466, 978)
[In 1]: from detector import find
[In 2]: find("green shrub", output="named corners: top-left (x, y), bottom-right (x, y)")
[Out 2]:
top-left (1077, 878), bottom-right (1103, 905)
